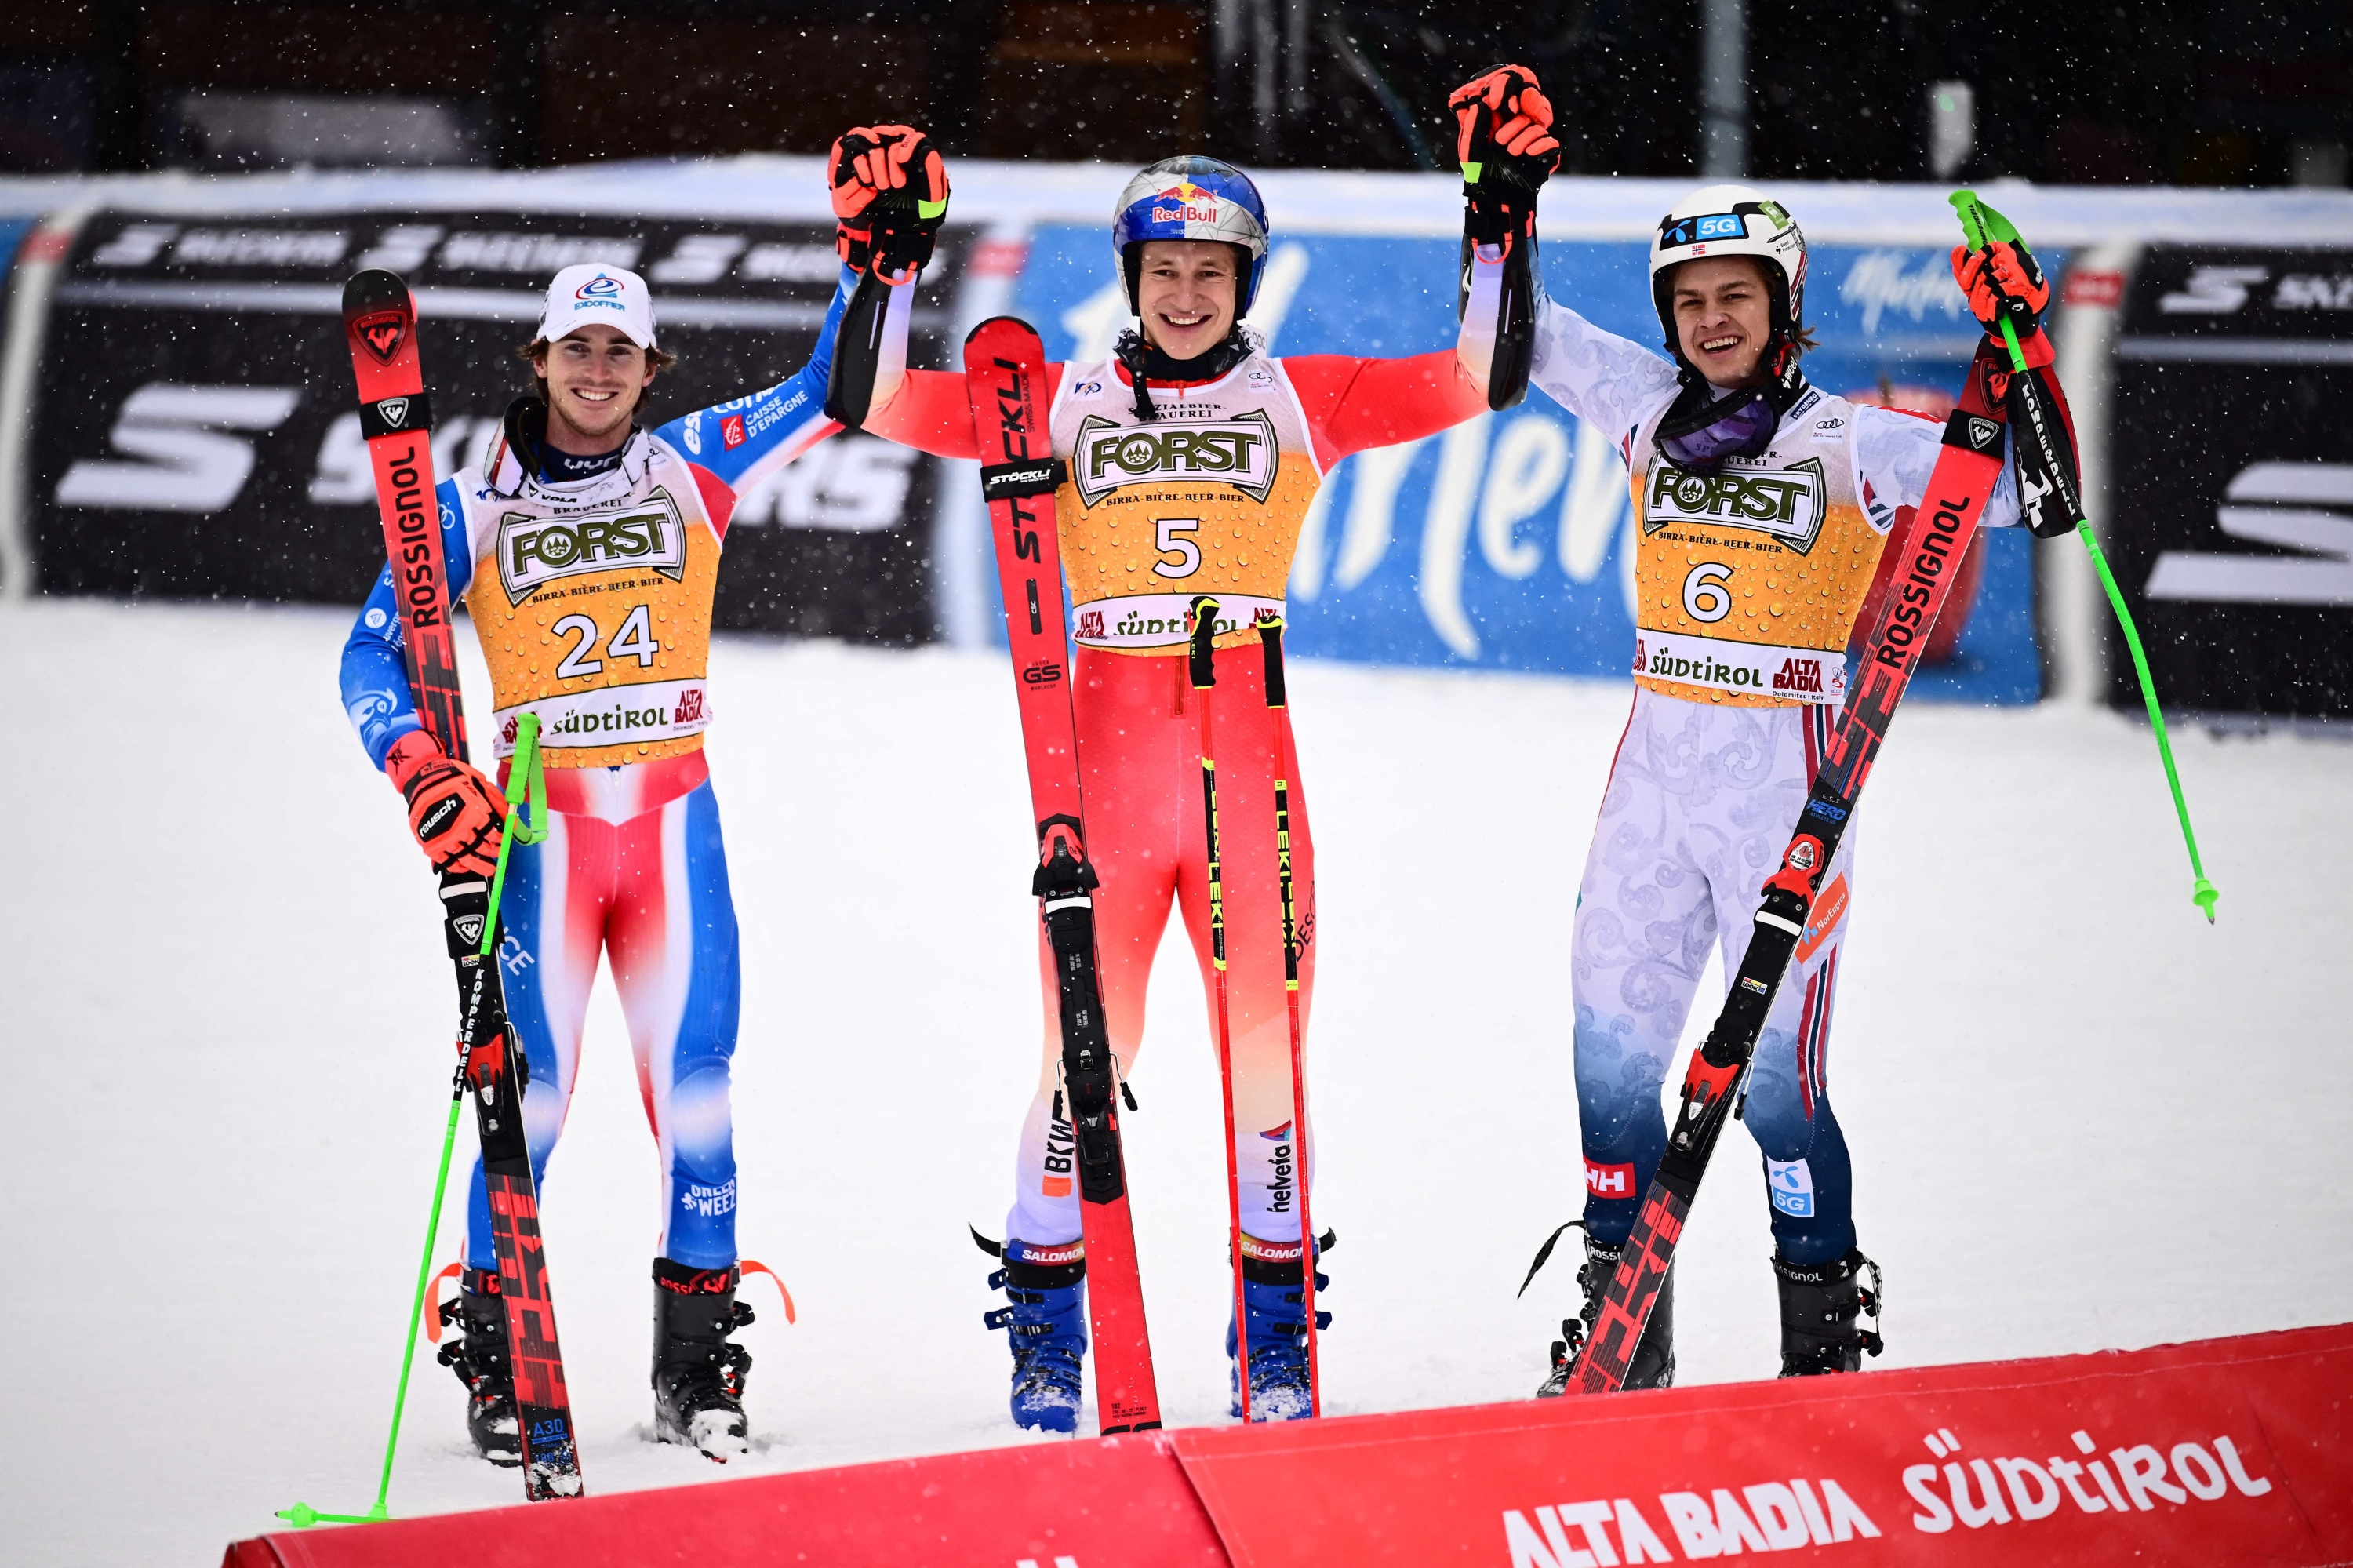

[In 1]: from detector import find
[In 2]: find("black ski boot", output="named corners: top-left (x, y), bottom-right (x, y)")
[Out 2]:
top-left (1526, 1227), bottom-right (1675, 1395)
top-left (652, 1259), bottom-right (754, 1461)
top-left (1772, 1246), bottom-right (1883, 1376)
top-left (436, 1265), bottom-right (521, 1466)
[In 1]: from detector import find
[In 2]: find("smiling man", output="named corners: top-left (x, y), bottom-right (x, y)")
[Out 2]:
top-left (851, 69), bottom-right (1556, 1427)
top-left (336, 129), bottom-right (945, 1467)
top-left (1519, 177), bottom-right (2080, 1394)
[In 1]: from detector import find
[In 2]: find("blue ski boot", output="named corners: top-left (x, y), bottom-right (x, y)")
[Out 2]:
top-left (980, 1234), bottom-right (1088, 1432)
top-left (1227, 1231), bottom-right (1332, 1422)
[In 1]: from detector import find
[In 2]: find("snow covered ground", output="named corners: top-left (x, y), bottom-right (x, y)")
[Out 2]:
top-left (3, 597), bottom-right (2348, 1565)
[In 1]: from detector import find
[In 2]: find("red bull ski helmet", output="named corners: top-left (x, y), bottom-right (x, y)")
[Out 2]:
top-left (1648, 183), bottom-right (1808, 369)
top-left (1111, 156), bottom-right (1271, 317)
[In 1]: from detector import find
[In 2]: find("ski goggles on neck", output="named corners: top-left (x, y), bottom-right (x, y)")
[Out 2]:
top-left (1654, 387), bottom-right (1780, 469)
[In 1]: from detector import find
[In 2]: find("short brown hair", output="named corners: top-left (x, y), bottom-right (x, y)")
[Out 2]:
top-left (515, 336), bottom-right (679, 401)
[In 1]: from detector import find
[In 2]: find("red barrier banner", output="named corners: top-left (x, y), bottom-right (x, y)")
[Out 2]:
top-left (224, 1431), bottom-right (1225, 1568)
top-left (224, 1326), bottom-right (2353, 1568)
top-left (1170, 1324), bottom-right (2353, 1567)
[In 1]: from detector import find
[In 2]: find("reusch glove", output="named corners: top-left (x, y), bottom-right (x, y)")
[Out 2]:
top-left (384, 730), bottom-right (508, 879)
top-left (1951, 240), bottom-right (2051, 336)
top-left (1449, 65), bottom-right (1558, 250)
top-left (830, 125), bottom-right (951, 279)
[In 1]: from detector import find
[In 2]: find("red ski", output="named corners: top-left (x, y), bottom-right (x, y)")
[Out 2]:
top-left (1570, 400), bottom-right (2013, 1395)
top-left (962, 316), bottom-right (1162, 1433)
top-left (341, 270), bottom-right (585, 1497)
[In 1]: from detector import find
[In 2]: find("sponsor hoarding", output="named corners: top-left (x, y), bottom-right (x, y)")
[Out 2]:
top-left (28, 209), bottom-right (963, 642)
top-left (2108, 246), bottom-right (2353, 721)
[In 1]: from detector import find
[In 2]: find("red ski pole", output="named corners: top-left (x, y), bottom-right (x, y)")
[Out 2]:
top-left (1190, 595), bottom-right (1253, 1423)
top-left (1257, 615), bottom-right (1320, 1417)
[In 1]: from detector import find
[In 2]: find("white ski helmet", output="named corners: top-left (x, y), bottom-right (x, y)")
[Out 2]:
top-left (1648, 184), bottom-right (1808, 366)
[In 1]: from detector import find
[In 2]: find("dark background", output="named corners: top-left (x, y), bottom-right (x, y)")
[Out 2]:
top-left (2106, 245), bottom-right (2353, 722)
top-left (35, 209), bottom-right (957, 642)
top-left (0, 1), bottom-right (2344, 185)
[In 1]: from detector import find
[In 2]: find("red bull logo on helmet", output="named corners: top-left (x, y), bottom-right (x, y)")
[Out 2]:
top-left (1151, 182), bottom-right (1220, 225)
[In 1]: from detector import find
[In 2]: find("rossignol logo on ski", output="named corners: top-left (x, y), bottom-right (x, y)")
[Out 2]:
top-left (1072, 411), bottom-right (1279, 505)
top-left (380, 397), bottom-right (409, 427)
top-left (352, 308), bottom-right (407, 365)
top-left (496, 489), bottom-right (688, 602)
top-left (1872, 497), bottom-right (1974, 671)
top-left (453, 913), bottom-right (486, 946)
top-left (381, 441), bottom-right (443, 633)
top-left (1645, 458), bottom-right (1827, 551)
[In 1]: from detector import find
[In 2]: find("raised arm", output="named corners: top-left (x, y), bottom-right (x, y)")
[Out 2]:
top-left (1526, 298), bottom-right (1683, 453)
top-left (653, 264), bottom-right (853, 529)
top-left (1446, 65), bottom-right (1559, 408)
top-left (1283, 352), bottom-right (1486, 468)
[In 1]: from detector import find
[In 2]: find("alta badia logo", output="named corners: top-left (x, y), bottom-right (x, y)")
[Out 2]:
top-left (1646, 458), bottom-right (1828, 552)
top-left (497, 488), bottom-right (688, 602)
top-left (1073, 411), bottom-right (1279, 505)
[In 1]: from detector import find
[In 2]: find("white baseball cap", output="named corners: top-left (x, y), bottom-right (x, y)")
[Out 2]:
top-left (536, 263), bottom-right (657, 348)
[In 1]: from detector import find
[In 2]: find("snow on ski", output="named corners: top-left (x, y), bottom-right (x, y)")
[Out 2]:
top-left (1569, 401), bottom-right (2013, 1395)
top-left (340, 269), bottom-right (586, 1497)
top-left (962, 315), bottom-right (1162, 1434)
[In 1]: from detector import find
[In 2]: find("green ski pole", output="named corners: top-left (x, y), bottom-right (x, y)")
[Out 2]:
top-left (278, 718), bottom-right (550, 1530)
top-left (1951, 190), bottom-right (2220, 924)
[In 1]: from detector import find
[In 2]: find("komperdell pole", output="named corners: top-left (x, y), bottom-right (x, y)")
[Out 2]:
top-left (1255, 616), bottom-right (1322, 1417)
top-left (1188, 595), bottom-right (1257, 1423)
top-left (1951, 189), bottom-right (2219, 924)
top-left (278, 719), bottom-right (549, 1529)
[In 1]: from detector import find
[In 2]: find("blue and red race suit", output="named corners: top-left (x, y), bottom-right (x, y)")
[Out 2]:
top-left (338, 269), bottom-right (851, 1271)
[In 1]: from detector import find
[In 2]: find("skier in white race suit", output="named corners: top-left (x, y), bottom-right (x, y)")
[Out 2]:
top-left (1520, 172), bottom-right (2075, 1391)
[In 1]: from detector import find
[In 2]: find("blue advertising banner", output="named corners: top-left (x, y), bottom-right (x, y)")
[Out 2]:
top-left (1012, 225), bottom-right (2048, 703)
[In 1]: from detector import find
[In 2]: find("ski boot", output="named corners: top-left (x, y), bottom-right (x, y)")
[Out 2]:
top-left (651, 1259), bottom-right (754, 1461)
top-left (1227, 1231), bottom-right (1332, 1422)
top-left (1773, 1246), bottom-right (1883, 1376)
top-left (981, 1235), bottom-right (1088, 1432)
top-left (1533, 1230), bottom-right (1675, 1395)
top-left (435, 1265), bottom-right (521, 1466)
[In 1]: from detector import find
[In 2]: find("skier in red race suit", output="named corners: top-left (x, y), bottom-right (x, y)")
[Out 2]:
top-left (336, 128), bottom-right (947, 1464)
top-left (841, 72), bottom-right (1559, 1425)
top-left (1517, 150), bottom-right (2082, 1385)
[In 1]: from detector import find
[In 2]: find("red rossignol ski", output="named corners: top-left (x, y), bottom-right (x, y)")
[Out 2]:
top-left (342, 271), bottom-right (584, 1497)
top-left (1569, 400), bottom-right (2015, 1395)
top-left (962, 316), bottom-right (1162, 1434)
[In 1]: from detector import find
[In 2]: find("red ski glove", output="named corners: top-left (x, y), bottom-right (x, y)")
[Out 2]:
top-left (384, 730), bottom-right (508, 879)
top-left (829, 124), bottom-right (950, 278)
top-left (1951, 241), bottom-right (2051, 335)
top-left (1448, 66), bottom-right (1558, 249)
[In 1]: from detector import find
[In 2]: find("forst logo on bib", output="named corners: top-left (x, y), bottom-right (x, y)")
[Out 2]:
top-left (497, 487), bottom-right (689, 602)
top-left (1646, 457), bottom-right (1828, 551)
top-left (1072, 411), bottom-right (1279, 504)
